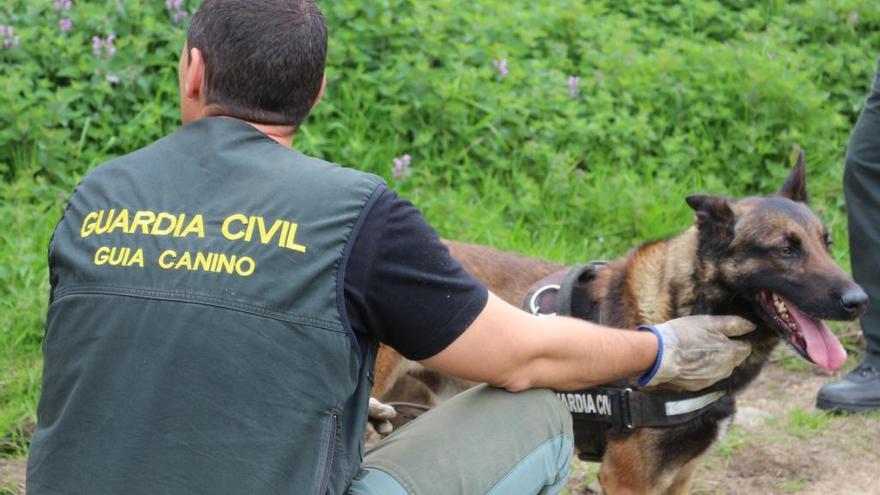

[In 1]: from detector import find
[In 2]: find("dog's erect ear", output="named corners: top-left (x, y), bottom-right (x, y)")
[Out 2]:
top-left (685, 194), bottom-right (734, 228)
top-left (777, 150), bottom-right (809, 204)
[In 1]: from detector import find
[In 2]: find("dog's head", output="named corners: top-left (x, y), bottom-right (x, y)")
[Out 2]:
top-left (685, 152), bottom-right (867, 371)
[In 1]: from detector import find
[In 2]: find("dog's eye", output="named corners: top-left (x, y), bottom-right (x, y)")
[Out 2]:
top-left (778, 244), bottom-right (797, 257)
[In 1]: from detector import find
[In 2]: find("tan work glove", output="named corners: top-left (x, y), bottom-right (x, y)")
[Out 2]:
top-left (636, 315), bottom-right (755, 391)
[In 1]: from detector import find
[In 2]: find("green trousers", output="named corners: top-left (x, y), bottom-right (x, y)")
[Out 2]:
top-left (349, 385), bottom-right (574, 495)
top-left (845, 55), bottom-right (880, 367)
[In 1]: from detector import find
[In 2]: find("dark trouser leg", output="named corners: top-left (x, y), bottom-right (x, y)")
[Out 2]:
top-left (844, 55), bottom-right (880, 367)
top-left (817, 56), bottom-right (880, 413)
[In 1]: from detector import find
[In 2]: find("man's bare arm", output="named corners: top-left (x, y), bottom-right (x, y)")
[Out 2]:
top-left (420, 292), bottom-right (754, 392)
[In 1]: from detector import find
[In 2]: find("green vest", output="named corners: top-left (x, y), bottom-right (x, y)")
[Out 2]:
top-left (28, 118), bottom-right (386, 494)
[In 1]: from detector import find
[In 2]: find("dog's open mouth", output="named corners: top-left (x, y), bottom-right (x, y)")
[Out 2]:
top-left (758, 291), bottom-right (847, 371)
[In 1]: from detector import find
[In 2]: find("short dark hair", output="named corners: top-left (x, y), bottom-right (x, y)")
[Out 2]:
top-left (187, 0), bottom-right (327, 127)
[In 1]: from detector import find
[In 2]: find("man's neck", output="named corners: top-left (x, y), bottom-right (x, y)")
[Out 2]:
top-left (191, 111), bottom-right (296, 147)
top-left (244, 121), bottom-right (295, 148)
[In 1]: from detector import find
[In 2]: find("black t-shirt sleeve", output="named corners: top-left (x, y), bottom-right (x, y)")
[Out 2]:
top-left (343, 189), bottom-right (488, 361)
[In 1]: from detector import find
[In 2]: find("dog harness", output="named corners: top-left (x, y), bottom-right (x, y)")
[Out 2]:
top-left (524, 263), bottom-right (727, 462)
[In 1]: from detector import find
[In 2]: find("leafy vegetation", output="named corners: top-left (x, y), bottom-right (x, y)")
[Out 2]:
top-left (3, 0), bottom-right (880, 455)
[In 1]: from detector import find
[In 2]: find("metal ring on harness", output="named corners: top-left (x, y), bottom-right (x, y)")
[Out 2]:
top-left (528, 284), bottom-right (560, 315)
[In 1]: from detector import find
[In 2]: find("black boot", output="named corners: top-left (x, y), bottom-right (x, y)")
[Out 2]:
top-left (816, 362), bottom-right (880, 413)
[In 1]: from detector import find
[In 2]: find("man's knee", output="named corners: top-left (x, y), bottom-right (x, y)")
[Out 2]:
top-left (461, 385), bottom-right (572, 435)
top-left (513, 387), bottom-right (574, 440)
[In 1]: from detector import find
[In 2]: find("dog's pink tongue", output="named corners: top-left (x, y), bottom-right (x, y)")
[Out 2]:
top-left (785, 300), bottom-right (847, 371)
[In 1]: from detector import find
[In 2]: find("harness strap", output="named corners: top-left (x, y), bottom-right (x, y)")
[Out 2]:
top-left (524, 262), bottom-right (606, 319)
top-left (556, 387), bottom-right (725, 431)
top-left (558, 386), bottom-right (726, 461)
top-left (523, 262), bottom-right (728, 461)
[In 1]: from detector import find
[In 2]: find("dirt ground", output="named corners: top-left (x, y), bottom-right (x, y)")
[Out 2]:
top-left (0, 458), bottom-right (23, 495)
top-left (3, 355), bottom-right (879, 494)
top-left (566, 354), bottom-right (880, 494)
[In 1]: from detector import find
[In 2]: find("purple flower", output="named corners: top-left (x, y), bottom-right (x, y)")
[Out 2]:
top-left (106, 73), bottom-right (120, 85)
top-left (59, 18), bottom-right (73, 32)
top-left (567, 75), bottom-right (581, 98)
top-left (53, 0), bottom-right (72, 11)
top-left (92, 36), bottom-right (102, 54)
top-left (92, 34), bottom-right (116, 58)
top-left (492, 58), bottom-right (509, 79)
top-left (1, 25), bottom-right (19, 50)
top-left (848, 11), bottom-right (860, 25)
top-left (166, 0), bottom-right (188, 24)
top-left (392, 154), bottom-right (412, 179)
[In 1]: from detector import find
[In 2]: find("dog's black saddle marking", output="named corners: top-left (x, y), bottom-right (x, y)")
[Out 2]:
top-left (524, 264), bottom-right (726, 462)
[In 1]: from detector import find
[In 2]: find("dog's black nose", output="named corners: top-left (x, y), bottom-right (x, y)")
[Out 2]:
top-left (840, 286), bottom-right (869, 313)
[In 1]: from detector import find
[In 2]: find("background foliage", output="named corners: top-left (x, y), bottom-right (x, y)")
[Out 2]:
top-left (2, 0), bottom-right (880, 456)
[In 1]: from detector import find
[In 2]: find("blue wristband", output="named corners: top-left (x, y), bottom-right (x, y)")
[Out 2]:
top-left (636, 325), bottom-right (663, 387)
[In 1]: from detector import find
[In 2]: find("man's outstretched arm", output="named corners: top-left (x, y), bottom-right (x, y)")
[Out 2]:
top-left (421, 292), bottom-right (755, 392)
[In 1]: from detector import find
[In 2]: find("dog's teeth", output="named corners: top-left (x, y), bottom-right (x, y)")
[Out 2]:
top-left (767, 293), bottom-right (798, 330)
top-left (775, 301), bottom-right (787, 314)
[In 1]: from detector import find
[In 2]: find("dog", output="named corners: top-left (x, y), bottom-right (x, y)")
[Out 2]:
top-left (371, 153), bottom-right (868, 494)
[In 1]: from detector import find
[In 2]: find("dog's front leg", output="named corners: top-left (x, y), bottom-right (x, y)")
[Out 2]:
top-left (598, 431), bottom-right (661, 495)
top-left (660, 457), bottom-right (701, 495)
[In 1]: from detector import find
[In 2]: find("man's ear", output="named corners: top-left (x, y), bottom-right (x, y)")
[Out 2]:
top-left (185, 46), bottom-right (206, 100)
top-left (685, 194), bottom-right (734, 229)
top-left (777, 150), bottom-right (809, 204)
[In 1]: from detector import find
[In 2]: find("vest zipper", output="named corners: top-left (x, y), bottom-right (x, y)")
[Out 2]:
top-left (318, 411), bottom-right (339, 495)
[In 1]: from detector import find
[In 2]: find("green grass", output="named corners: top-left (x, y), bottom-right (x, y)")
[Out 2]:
top-left (3, 0), bottom-right (880, 455)
top-left (785, 406), bottom-right (832, 439)
top-left (775, 479), bottom-right (808, 492)
top-left (714, 424), bottom-right (750, 466)
top-left (0, 175), bottom-right (66, 456)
